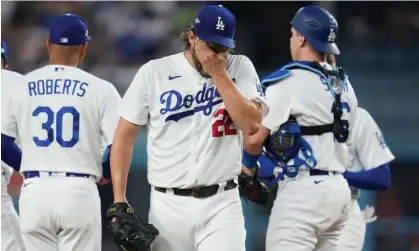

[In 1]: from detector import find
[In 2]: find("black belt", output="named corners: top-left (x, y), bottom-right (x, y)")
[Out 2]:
top-left (310, 169), bottom-right (339, 176)
top-left (154, 179), bottom-right (237, 199)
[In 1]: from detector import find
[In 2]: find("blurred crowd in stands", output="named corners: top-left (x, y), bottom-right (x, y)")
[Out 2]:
top-left (3, 2), bottom-right (419, 95)
top-left (1, 1), bottom-right (202, 94)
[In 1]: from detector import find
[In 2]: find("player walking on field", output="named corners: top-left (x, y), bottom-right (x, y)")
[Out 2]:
top-left (339, 107), bottom-right (394, 250)
top-left (107, 5), bottom-right (268, 251)
top-left (321, 55), bottom-right (395, 251)
top-left (1, 14), bottom-right (120, 251)
top-left (1, 40), bottom-right (26, 251)
top-left (241, 5), bottom-right (358, 251)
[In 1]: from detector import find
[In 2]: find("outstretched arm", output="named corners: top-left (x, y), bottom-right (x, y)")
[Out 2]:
top-left (347, 108), bottom-right (395, 190)
top-left (344, 163), bottom-right (391, 190)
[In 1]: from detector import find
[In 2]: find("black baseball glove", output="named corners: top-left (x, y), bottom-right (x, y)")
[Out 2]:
top-left (107, 203), bottom-right (159, 251)
top-left (238, 170), bottom-right (270, 205)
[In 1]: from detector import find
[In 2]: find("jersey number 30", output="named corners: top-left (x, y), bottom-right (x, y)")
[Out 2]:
top-left (212, 108), bottom-right (237, 137)
top-left (32, 106), bottom-right (80, 148)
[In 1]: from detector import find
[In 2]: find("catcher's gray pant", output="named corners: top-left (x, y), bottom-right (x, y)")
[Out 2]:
top-left (149, 186), bottom-right (246, 251)
top-left (19, 175), bottom-right (101, 251)
top-left (338, 199), bottom-right (366, 251)
top-left (266, 173), bottom-right (351, 251)
top-left (1, 173), bottom-right (26, 251)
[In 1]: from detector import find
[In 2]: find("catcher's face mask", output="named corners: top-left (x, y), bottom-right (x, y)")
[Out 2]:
top-left (264, 119), bottom-right (301, 162)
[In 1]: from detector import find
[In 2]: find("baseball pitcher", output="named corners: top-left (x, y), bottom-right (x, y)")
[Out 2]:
top-left (1, 14), bottom-right (120, 251)
top-left (1, 40), bottom-right (26, 251)
top-left (107, 5), bottom-right (267, 251)
top-left (241, 5), bottom-right (358, 251)
top-left (339, 107), bottom-right (395, 250)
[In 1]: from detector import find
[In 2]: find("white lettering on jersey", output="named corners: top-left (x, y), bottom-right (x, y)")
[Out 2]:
top-left (1, 66), bottom-right (121, 179)
top-left (216, 17), bottom-right (225, 31)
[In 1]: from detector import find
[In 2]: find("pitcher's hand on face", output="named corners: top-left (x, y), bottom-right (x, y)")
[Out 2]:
top-left (195, 40), bottom-right (228, 78)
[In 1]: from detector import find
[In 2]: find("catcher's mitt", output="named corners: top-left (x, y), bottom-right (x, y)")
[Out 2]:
top-left (107, 203), bottom-right (159, 251)
top-left (238, 171), bottom-right (270, 205)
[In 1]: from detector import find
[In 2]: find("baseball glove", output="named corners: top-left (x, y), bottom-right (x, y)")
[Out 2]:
top-left (107, 203), bottom-right (159, 251)
top-left (238, 171), bottom-right (270, 205)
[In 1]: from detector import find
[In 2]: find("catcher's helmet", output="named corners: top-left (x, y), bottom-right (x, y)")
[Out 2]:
top-left (291, 5), bottom-right (340, 55)
top-left (264, 117), bottom-right (302, 162)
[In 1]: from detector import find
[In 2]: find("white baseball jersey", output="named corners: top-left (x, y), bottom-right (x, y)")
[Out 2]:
top-left (347, 107), bottom-right (395, 172)
top-left (119, 52), bottom-right (268, 188)
top-left (262, 63), bottom-right (358, 173)
top-left (1, 65), bottom-right (121, 179)
top-left (1, 69), bottom-right (24, 183)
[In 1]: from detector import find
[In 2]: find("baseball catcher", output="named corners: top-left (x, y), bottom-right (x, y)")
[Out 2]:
top-left (107, 202), bottom-right (159, 251)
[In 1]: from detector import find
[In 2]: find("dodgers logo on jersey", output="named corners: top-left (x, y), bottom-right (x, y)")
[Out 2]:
top-left (375, 132), bottom-right (387, 149)
top-left (160, 82), bottom-right (223, 122)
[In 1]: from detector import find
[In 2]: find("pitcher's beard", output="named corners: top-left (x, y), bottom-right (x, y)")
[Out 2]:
top-left (191, 45), bottom-right (211, 78)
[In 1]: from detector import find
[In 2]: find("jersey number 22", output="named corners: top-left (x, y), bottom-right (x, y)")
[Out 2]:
top-left (212, 108), bottom-right (237, 137)
top-left (32, 106), bottom-right (80, 148)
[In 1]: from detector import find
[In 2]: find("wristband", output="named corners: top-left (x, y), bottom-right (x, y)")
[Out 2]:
top-left (242, 150), bottom-right (260, 169)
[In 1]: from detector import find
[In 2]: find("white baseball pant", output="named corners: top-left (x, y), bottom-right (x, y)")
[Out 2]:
top-left (19, 174), bottom-right (101, 251)
top-left (149, 186), bottom-right (246, 251)
top-left (338, 199), bottom-right (366, 251)
top-left (266, 173), bottom-right (351, 251)
top-left (1, 174), bottom-right (26, 251)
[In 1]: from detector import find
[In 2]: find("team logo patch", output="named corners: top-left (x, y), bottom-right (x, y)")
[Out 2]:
top-left (375, 132), bottom-right (387, 149)
top-left (216, 16), bottom-right (225, 31)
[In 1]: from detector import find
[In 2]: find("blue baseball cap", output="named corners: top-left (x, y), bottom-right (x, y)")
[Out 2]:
top-left (194, 5), bottom-right (236, 49)
top-left (1, 40), bottom-right (8, 64)
top-left (49, 13), bottom-right (91, 46)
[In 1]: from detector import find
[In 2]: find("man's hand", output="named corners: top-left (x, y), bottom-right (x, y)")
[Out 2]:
top-left (194, 40), bottom-right (228, 78)
top-left (242, 165), bottom-right (256, 176)
top-left (238, 170), bottom-right (270, 205)
top-left (362, 205), bottom-right (377, 224)
top-left (97, 177), bottom-right (111, 186)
